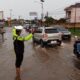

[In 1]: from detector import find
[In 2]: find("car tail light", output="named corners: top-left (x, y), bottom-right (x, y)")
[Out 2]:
top-left (59, 32), bottom-right (63, 35)
top-left (61, 32), bottom-right (64, 35)
top-left (42, 33), bottom-right (48, 40)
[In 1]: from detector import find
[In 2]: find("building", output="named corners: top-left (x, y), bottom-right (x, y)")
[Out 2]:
top-left (65, 3), bottom-right (80, 23)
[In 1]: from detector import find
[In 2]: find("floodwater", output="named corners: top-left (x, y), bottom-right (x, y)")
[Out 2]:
top-left (0, 27), bottom-right (80, 80)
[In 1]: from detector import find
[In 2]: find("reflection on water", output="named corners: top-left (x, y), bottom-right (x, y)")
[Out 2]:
top-left (15, 76), bottom-right (21, 80)
top-left (73, 57), bottom-right (80, 70)
top-left (32, 45), bottom-right (50, 63)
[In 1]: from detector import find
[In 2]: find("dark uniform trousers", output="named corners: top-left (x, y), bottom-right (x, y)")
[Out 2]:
top-left (14, 40), bottom-right (24, 68)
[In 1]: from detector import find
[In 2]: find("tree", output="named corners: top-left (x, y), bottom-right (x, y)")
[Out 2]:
top-left (57, 18), bottom-right (66, 23)
top-left (44, 16), bottom-right (57, 26)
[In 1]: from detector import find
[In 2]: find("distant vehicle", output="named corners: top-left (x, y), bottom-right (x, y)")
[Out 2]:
top-left (23, 24), bottom-right (29, 29)
top-left (23, 24), bottom-right (31, 32)
top-left (23, 24), bottom-right (38, 33)
top-left (33, 27), bottom-right (62, 47)
top-left (31, 24), bottom-right (38, 32)
top-left (53, 25), bottom-right (71, 40)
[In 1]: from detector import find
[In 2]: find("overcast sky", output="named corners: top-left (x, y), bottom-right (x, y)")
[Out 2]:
top-left (0, 0), bottom-right (80, 20)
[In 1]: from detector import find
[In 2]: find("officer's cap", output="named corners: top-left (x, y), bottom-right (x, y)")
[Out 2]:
top-left (14, 26), bottom-right (23, 30)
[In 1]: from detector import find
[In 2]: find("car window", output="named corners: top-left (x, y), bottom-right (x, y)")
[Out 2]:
top-left (58, 28), bottom-right (68, 31)
top-left (45, 29), bottom-right (58, 33)
top-left (35, 29), bottom-right (42, 33)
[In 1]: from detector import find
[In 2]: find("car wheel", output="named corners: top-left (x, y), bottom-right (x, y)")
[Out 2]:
top-left (77, 54), bottom-right (80, 59)
top-left (68, 36), bottom-right (71, 41)
top-left (57, 40), bottom-right (61, 46)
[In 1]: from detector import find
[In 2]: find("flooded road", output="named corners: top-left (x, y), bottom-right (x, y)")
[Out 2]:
top-left (0, 27), bottom-right (80, 80)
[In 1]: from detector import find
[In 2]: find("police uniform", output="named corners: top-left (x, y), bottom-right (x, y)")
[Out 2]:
top-left (12, 26), bottom-right (33, 68)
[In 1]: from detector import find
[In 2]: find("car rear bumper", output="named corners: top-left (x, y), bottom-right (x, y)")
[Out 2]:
top-left (43, 39), bottom-right (61, 45)
top-left (62, 35), bottom-right (71, 39)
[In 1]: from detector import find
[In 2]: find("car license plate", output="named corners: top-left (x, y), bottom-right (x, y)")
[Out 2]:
top-left (51, 41), bottom-right (57, 44)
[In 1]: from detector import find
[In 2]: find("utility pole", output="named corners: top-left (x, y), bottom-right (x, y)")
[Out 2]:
top-left (74, 7), bottom-right (76, 35)
top-left (10, 9), bottom-right (12, 27)
top-left (46, 11), bottom-right (49, 26)
top-left (10, 9), bottom-right (12, 19)
top-left (40, 0), bottom-right (44, 26)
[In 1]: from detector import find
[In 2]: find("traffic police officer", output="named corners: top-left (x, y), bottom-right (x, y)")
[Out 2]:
top-left (12, 25), bottom-right (33, 78)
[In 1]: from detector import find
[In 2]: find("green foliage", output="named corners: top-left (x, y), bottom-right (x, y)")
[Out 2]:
top-left (44, 16), bottom-right (57, 26)
top-left (57, 18), bottom-right (66, 23)
top-left (69, 28), bottom-right (80, 36)
top-left (4, 21), bottom-right (8, 27)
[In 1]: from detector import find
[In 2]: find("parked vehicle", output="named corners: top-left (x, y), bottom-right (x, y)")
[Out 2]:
top-left (33, 27), bottom-right (62, 47)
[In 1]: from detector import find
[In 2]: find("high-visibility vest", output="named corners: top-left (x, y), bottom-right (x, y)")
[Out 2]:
top-left (12, 28), bottom-right (33, 41)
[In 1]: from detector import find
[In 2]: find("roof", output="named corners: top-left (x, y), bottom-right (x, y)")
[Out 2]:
top-left (65, 3), bottom-right (80, 11)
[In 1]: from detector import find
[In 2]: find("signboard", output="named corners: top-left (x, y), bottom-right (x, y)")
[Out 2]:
top-left (41, 0), bottom-right (44, 2)
top-left (29, 12), bottom-right (37, 16)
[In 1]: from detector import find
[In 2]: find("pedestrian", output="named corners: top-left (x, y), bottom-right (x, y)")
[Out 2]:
top-left (0, 26), bottom-right (5, 42)
top-left (12, 25), bottom-right (33, 79)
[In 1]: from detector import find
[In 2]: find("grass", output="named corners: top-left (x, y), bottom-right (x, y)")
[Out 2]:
top-left (69, 28), bottom-right (80, 36)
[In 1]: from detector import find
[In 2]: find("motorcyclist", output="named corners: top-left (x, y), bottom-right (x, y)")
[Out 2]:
top-left (73, 36), bottom-right (80, 58)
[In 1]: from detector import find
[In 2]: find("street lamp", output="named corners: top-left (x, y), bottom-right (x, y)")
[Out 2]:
top-left (34, 0), bottom-right (44, 26)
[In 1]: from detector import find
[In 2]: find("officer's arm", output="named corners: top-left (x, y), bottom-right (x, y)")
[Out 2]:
top-left (12, 28), bottom-right (18, 37)
top-left (17, 33), bottom-right (33, 41)
top-left (24, 33), bottom-right (33, 41)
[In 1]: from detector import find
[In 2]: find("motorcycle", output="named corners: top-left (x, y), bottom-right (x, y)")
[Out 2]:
top-left (73, 39), bottom-right (80, 59)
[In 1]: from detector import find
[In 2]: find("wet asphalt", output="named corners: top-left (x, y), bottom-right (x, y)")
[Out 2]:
top-left (0, 27), bottom-right (80, 80)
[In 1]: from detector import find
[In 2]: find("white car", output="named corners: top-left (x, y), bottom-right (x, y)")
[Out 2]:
top-left (33, 27), bottom-right (62, 47)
